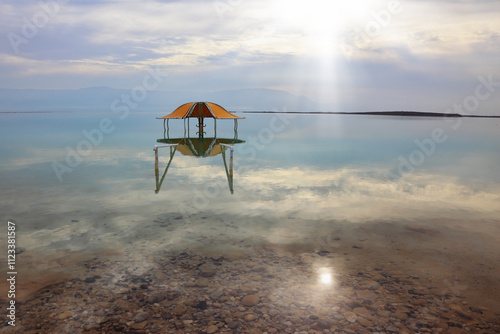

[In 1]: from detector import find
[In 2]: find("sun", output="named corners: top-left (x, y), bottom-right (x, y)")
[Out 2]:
top-left (265, 0), bottom-right (377, 105)
top-left (270, 0), bottom-right (369, 57)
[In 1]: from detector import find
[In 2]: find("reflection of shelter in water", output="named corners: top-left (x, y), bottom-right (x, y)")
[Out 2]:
top-left (154, 136), bottom-right (245, 195)
top-left (157, 137), bottom-right (245, 157)
top-left (156, 101), bottom-right (244, 138)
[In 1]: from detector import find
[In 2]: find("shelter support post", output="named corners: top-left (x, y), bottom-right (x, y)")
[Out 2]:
top-left (220, 144), bottom-right (234, 194)
top-left (234, 119), bottom-right (239, 140)
top-left (154, 146), bottom-right (160, 189)
top-left (197, 117), bottom-right (205, 138)
top-left (153, 144), bottom-right (178, 194)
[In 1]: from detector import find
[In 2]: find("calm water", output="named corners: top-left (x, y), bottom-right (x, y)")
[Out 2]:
top-left (1, 111), bottom-right (500, 329)
top-left (2, 112), bottom-right (499, 225)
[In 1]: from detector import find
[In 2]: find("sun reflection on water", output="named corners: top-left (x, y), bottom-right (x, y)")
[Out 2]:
top-left (317, 267), bottom-right (335, 287)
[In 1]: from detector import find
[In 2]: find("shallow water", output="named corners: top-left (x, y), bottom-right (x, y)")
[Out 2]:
top-left (1, 111), bottom-right (499, 332)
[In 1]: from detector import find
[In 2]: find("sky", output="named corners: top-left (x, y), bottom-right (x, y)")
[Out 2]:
top-left (0, 0), bottom-right (499, 114)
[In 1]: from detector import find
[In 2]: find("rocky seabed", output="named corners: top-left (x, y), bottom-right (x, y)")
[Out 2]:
top-left (2, 248), bottom-right (499, 334)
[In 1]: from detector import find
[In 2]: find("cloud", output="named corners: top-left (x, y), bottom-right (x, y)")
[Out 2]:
top-left (0, 0), bottom-right (499, 113)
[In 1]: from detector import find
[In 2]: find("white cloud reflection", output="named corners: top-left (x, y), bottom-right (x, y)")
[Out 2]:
top-left (2, 148), bottom-right (500, 304)
top-left (3, 144), bottom-right (499, 227)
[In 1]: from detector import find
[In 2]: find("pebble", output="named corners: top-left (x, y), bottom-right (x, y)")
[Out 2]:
top-left (344, 311), bottom-right (358, 323)
top-left (361, 280), bottom-right (380, 290)
top-left (357, 316), bottom-right (373, 327)
top-left (227, 321), bottom-right (240, 328)
top-left (211, 290), bottom-right (224, 300)
top-left (206, 324), bottom-right (219, 333)
top-left (394, 311), bottom-right (409, 320)
top-left (83, 323), bottom-right (98, 331)
top-left (253, 265), bottom-right (268, 273)
top-left (353, 307), bottom-right (370, 317)
top-left (172, 304), bottom-right (187, 315)
top-left (10, 247), bottom-right (500, 334)
top-left (130, 322), bottom-right (147, 330)
top-left (355, 290), bottom-right (378, 301)
top-left (196, 300), bottom-right (208, 310)
top-left (84, 276), bottom-right (100, 283)
top-left (133, 311), bottom-right (151, 323)
top-left (58, 312), bottom-right (72, 320)
top-left (199, 265), bottom-right (217, 277)
top-left (241, 294), bottom-right (259, 306)
top-left (195, 278), bottom-right (210, 287)
top-left (148, 293), bottom-right (166, 304)
top-left (317, 320), bottom-right (331, 329)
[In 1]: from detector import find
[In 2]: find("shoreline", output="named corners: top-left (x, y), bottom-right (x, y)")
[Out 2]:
top-left (2, 110), bottom-right (500, 118)
top-left (236, 111), bottom-right (500, 118)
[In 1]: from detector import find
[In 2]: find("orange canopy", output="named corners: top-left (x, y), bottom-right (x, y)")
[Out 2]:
top-left (157, 102), bottom-right (244, 119)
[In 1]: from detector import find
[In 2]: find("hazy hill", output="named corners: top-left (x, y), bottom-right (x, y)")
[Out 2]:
top-left (0, 87), bottom-right (320, 113)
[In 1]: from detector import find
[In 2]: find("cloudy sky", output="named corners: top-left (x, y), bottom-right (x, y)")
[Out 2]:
top-left (1, 0), bottom-right (499, 113)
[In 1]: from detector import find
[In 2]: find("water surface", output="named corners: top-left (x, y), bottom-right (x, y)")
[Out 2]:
top-left (1, 111), bottom-right (499, 331)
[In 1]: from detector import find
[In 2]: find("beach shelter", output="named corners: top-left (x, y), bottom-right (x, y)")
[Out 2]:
top-left (157, 102), bottom-right (244, 137)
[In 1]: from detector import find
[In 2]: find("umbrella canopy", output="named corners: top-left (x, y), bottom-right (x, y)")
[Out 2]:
top-left (157, 102), bottom-right (244, 119)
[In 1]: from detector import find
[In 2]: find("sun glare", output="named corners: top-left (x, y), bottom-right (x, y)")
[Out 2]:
top-left (320, 273), bottom-right (333, 285)
top-left (271, 0), bottom-right (368, 57)
top-left (267, 0), bottom-right (375, 105)
top-left (317, 267), bottom-right (335, 287)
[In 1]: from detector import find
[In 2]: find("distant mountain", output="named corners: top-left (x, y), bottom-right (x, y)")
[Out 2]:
top-left (0, 87), bottom-right (320, 113)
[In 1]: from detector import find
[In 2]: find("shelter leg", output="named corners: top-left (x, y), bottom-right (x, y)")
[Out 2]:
top-left (154, 148), bottom-right (160, 193)
top-left (155, 145), bottom-right (178, 194)
top-left (229, 147), bottom-right (233, 183)
top-left (198, 117), bottom-right (205, 138)
top-left (234, 119), bottom-right (239, 140)
top-left (221, 145), bottom-right (234, 194)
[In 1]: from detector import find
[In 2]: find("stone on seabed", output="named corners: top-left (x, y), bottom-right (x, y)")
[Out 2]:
top-left (241, 294), bottom-right (260, 306)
